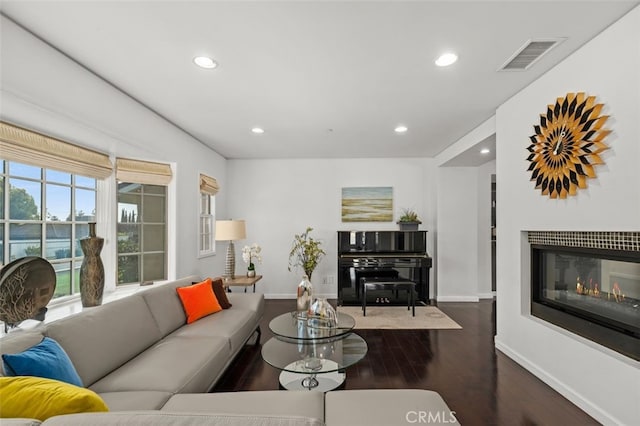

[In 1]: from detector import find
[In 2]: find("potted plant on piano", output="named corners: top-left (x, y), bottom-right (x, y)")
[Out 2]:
top-left (397, 208), bottom-right (422, 231)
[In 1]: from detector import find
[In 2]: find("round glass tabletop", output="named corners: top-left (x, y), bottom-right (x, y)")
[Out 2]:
top-left (261, 332), bottom-right (368, 375)
top-left (268, 311), bottom-right (356, 341)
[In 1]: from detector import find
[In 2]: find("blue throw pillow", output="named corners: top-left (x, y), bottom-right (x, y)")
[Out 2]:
top-left (2, 337), bottom-right (83, 387)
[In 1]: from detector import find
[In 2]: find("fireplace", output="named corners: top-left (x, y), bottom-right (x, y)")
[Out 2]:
top-left (530, 234), bottom-right (640, 361)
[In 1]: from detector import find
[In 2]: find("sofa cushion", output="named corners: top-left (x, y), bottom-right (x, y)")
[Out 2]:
top-left (226, 292), bottom-right (265, 325)
top-left (89, 335), bottom-right (230, 394)
top-left (169, 308), bottom-right (256, 354)
top-left (162, 391), bottom-right (325, 422)
top-left (0, 331), bottom-right (47, 376)
top-left (176, 279), bottom-right (222, 324)
top-left (141, 276), bottom-right (199, 336)
top-left (324, 389), bottom-right (460, 426)
top-left (41, 412), bottom-right (324, 426)
top-left (2, 337), bottom-right (82, 386)
top-left (0, 376), bottom-right (108, 421)
top-left (45, 294), bottom-right (162, 387)
top-left (98, 391), bottom-right (173, 411)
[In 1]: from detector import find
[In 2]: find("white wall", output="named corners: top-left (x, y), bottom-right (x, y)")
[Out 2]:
top-left (435, 160), bottom-right (495, 301)
top-left (436, 116), bottom-right (496, 301)
top-left (226, 158), bottom-right (437, 298)
top-left (476, 160), bottom-right (495, 298)
top-left (494, 6), bottom-right (640, 425)
top-left (0, 17), bottom-right (228, 286)
top-left (435, 167), bottom-right (478, 301)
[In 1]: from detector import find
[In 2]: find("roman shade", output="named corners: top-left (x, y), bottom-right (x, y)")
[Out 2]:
top-left (116, 158), bottom-right (172, 185)
top-left (199, 174), bottom-right (219, 195)
top-left (0, 121), bottom-right (113, 179)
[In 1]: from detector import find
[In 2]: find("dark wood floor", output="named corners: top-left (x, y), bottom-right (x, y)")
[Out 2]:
top-left (213, 299), bottom-right (598, 426)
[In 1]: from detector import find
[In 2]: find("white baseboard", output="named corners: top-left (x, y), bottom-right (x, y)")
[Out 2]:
top-left (263, 294), bottom-right (294, 299)
top-left (264, 293), bottom-right (336, 300)
top-left (477, 292), bottom-right (496, 299)
top-left (494, 338), bottom-right (620, 426)
top-left (436, 295), bottom-right (479, 302)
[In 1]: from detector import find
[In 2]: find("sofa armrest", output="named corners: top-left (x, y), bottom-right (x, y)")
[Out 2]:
top-left (161, 391), bottom-right (325, 422)
top-left (41, 411), bottom-right (324, 426)
top-left (0, 419), bottom-right (41, 426)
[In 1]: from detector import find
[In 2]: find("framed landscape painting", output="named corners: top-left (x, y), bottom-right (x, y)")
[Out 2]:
top-left (341, 187), bottom-right (393, 222)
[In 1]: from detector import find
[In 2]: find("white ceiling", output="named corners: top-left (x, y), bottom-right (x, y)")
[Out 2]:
top-left (1, 1), bottom-right (637, 163)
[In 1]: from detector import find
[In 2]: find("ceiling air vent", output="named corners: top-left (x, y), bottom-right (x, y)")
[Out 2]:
top-left (498, 38), bottom-right (565, 71)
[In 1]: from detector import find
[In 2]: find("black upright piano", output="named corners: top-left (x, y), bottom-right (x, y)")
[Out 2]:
top-left (337, 230), bottom-right (433, 306)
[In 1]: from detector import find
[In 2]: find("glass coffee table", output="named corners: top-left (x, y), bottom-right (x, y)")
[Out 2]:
top-left (261, 311), bottom-right (367, 391)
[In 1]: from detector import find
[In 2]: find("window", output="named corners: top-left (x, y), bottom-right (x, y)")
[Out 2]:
top-left (198, 174), bottom-right (219, 257)
top-left (199, 193), bottom-right (215, 256)
top-left (115, 156), bottom-right (172, 285)
top-left (0, 160), bottom-right (97, 298)
top-left (117, 183), bottom-right (167, 285)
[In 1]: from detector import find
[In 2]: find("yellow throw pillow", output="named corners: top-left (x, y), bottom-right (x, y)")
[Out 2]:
top-left (0, 376), bottom-right (108, 421)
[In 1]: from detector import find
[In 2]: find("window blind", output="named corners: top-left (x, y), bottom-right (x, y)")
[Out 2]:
top-left (0, 121), bottom-right (113, 179)
top-left (116, 158), bottom-right (172, 185)
top-left (199, 173), bottom-right (219, 195)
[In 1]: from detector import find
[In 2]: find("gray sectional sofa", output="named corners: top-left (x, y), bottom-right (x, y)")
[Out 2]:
top-left (1, 275), bottom-right (459, 425)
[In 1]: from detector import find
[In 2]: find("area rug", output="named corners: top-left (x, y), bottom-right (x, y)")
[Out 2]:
top-left (337, 306), bottom-right (462, 330)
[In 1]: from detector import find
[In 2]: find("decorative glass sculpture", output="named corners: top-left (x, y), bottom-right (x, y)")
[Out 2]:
top-left (307, 297), bottom-right (338, 329)
top-left (296, 275), bottom-right (313, 319)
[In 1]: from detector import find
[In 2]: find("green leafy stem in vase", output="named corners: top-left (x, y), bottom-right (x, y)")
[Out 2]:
top-left (288, 227), bottom-right (325, 280)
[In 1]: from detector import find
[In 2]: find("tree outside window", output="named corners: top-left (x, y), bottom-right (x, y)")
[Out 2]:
top-left (0, 160), bottom-right (96, 298)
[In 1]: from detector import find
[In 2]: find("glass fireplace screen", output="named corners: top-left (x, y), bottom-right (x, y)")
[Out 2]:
top-left (533, 245), bottom-right (640, 335)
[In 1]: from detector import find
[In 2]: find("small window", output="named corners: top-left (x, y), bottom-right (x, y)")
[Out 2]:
top-left (115, 158), bottom-right (172, 286)
top-left (198, 173), bottom-right (219, 257)
top-left (117, 182), bottom-right (167, 285)
top-left (199, 192), bottom-right (215, 256)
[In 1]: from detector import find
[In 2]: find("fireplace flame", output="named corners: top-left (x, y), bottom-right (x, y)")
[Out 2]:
top-left (576, 277), bottom-right (624, 302)
top-left (576, 276), bottom-right (598, 296)
top-left (611, 282), bottom-right (625, 302)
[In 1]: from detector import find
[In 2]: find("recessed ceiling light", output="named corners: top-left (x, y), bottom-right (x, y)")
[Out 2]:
top-left (480, 148), bottom-right (490, 154)
top-left (251, 127), bottom-right (265, 134)
top-left (394, 125), bottom-right (408, 134)
top-left (435, 52), bottom-right (458, 67)
top-left (193, 56), bottom-right (218, 69)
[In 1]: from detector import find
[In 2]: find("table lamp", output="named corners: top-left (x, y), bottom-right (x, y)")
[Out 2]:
top-left (215, 220), bottom-right (246, 279)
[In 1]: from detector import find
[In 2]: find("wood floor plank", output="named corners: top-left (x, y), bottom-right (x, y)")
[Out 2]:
top-left (212, 299), bottom-right (598, 426)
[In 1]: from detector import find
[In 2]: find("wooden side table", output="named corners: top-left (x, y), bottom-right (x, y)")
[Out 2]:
top-left (224, 275), bottom-right (263, 293)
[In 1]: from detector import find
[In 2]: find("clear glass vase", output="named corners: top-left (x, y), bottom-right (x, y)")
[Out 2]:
top-left (307, 298), bottom-right (338, 329)
top-left (296, 275), bottom-right (313, 319)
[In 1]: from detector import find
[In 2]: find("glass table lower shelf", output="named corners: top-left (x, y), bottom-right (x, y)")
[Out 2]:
top-left (279, 360), bottom-right (346, 391)
top-left (261, 332), bottom-right (368, 391)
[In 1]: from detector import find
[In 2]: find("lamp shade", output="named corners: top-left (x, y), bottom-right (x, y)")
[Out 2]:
top-left (215, 220), bottom-right (246, 241)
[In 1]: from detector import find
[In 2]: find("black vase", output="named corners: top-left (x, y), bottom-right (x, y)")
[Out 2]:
top-left (80, 222), bottom-right (105, 307)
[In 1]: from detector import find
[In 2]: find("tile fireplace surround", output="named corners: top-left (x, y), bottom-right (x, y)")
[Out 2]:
top-left (528, 231), bottom-right (640, 251)
top-left (527, 231), bottom-right (640, 361)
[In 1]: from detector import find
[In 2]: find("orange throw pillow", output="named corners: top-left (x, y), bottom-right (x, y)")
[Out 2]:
top-left (176, 278), bottom-right (222, 324)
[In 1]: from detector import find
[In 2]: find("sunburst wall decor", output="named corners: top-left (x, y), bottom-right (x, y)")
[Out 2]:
top-left (526, 92), bottom-right (611, 199)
